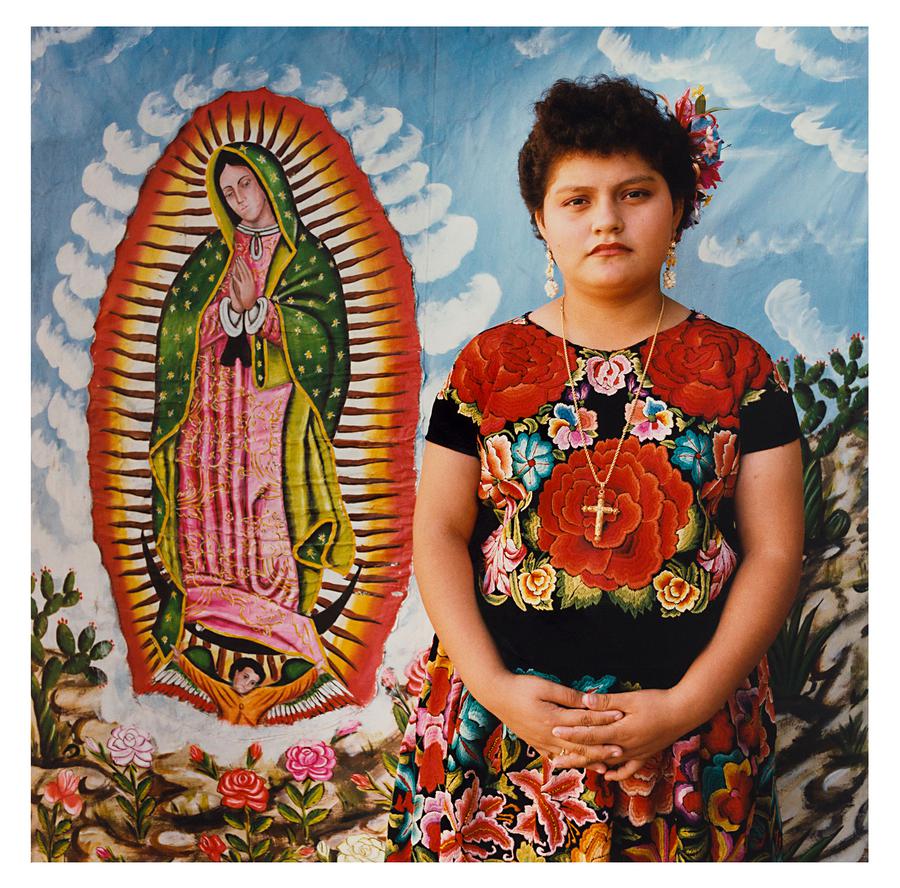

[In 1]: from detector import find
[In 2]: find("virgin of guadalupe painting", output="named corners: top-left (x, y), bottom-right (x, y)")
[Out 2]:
top-left (87, 90), bottom-right (420, 725)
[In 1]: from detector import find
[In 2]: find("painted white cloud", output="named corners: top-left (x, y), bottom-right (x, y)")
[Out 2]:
top-left (103, 123), bottom-right (160, 176)
top-left (389, 184), bottom-right (453, 236)
top-left (47, 389), bottom-right (90, 454)
top-left (362, 126), bottom-right (424, 176)
top-left (101, 27), bottom-right (152, 65)
top-left (698, 230), bottom-right (805, 267)
top-left (407, 215), bottom-right (478, 284)
top-left (31, 429), bottom-right (93, 542)
top-left (597, 27), bottom-right (758, 109)
top-left (304, 74), bottom-right (348, 107)
top-left (831, 27), bottom-right (867, 44)
top-left (173, 73), bottom-right (215, 110)
top-left (82, 162), bottom-right (139, 215)
top-left (32, 383), bottom-right (51, 418)
top-left (756, 27), bottom-right (859, 82)
top-left (330, 97), bottom-right (367, 132)
top-left (271, 65), bottom-right (301, 93)
top-left (56, 242), bottom-right (107, 300)
top-left (212, 63), bottom-right (239, 90)
top-left (374, 162), bottom-right (430, 206)
top-left (32, 26), bottom-right (94, 61)
top-left (32, 80), bottom-right (41, 104)
top-left (791, 106), bottom-right (868, 174)
top-left (35, 316), bottom-right (93, 391)
top-left (764, 279), bottom-right (849, 359)
top-left (52, 280), bottom-right (96, 341)
top-left (513, 27), bottom-right (564, 59)
top-left (352, 107), bottom-right (404, 160)
top-left (70, 201), bottom-right (126, 255)
top-left (418, 273), bottom-right (502, 356)
top-left (137, 91), bottom-right (185, 139)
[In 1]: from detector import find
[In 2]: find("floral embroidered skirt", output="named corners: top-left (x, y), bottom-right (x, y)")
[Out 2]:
top-left (385, 638), bottom-right (782, 862)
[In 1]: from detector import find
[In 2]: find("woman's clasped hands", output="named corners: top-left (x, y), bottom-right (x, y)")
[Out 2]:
top-left (485, 672), bottom-right (692, 782)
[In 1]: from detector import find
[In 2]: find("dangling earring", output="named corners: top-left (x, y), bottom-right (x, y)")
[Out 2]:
top-left (663, 240), bottom-right (677, 289)
top-left (544, 246), bottom-right (559, 299)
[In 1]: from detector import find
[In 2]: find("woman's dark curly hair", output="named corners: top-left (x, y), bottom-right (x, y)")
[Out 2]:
top-left (518, 75), bottom-right (697, 241)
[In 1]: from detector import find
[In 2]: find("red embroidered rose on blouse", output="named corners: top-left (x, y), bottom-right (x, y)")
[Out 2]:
top-left (641, 318), bottom-right (771, 428)
top-left (536, 437), bottom-right (693, 592)
top-left (450, 323), bottom-right (577, 434)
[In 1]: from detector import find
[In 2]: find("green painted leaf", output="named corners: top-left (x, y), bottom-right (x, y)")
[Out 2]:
top-left (41, 656), bottom-right (63, 692)
top-left (303, 782), bottom-right (325, 807)
top-left (31, 597), bottom-right (38, 620)
top-left (381, 751), bottom-right (398, 778)
top-left (34, 613), bottom-right (48, 639)
top-left (277, 802), bottom-right (302, 823)
top-left (136, 776), bottom-right (152, 801)
top-left (251, 837), bottom-right (272, 860)
top-left (284, 782), bottom-right (304, 808)
top-left (34, 830), bottom-right (49, 859)
top-left (56, 622), bottom-right (76, 656)
top-left (225, 833), bottom-right (249, 854)
top-left (63, 653), bottom-right (91, 674)
top-left (44, 594), bottom-right (64, 615)
top-left (40, 570), bottom-right (54, 600)
top-left (139, 797), bottom-right (156, 818)
top-left (51, 837), bottom-right (71, 860)
top-left (251, 815), bottom-right (273, 834)
top-left (305, 807), bottom-right (329, 827)
top-left (115, 794), bottom-right (136, 820)
top-left (392, 701), bottom-right (408, 735)
top-left (62, 571), bottom-right (76, 597)
top-left (78, 624), bottom-right (96, 654)
top-left (90, 641), bottom-right (114, 661)
top-left (223, 810), bottom-right (245, 831)
top-left (31, 635), bottom-right (45, 665)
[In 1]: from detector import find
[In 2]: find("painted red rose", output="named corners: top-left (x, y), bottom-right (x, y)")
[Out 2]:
top-left (217, 768), bottom-right (270, 812)
top-left (641, 318), bottom-right (771, 428)
top-left (451, 323), bottom-right (577, 434)
top-left (536, 437), bottom-right (693, 591)
top-left (198, 833), bottom-right (227, 861)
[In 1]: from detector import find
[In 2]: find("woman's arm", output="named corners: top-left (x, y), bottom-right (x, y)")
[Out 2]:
top-left (550, 438), bottom-right (804, 777)
top-left (415, 441), bottom-right (622, 762)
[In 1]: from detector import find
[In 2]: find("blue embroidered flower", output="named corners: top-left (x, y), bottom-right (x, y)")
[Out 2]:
top-left (672, 429), bottom-right (715, 485)
top-left (511, 432), bottom-right (554, 491)
top-left (450, 692), bottom-right (495, 771)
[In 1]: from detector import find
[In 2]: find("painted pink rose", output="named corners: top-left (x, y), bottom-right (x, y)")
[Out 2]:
top-left (42, 769), bottom-right (83, 817)
top-left (586, 353), bottom-right (633, 395)
top-left (335, 719), bottom-right (361, 739)
top-left (107, 725), bottom-right (155, 769)
top-left (284, 741), bottom-right (336, 783)
top-left (405, 647), bottom-right (431, 697)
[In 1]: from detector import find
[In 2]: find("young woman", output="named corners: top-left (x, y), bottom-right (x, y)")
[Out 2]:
top-left (385, 76), bottom-right (803, 862)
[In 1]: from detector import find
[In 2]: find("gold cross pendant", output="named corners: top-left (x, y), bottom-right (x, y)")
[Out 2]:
top-left (583, 486), bottom-right (618, 543)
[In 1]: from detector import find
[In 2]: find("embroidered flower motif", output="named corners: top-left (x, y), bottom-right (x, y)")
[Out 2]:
top-left (510, 432), bottom-right (554, 492)
top-left (707, 758), bottom-right (754, 832)
top-left (696, 529), bottom-right (737, 602)
top-left (519, 564), bottom-right (556, 606)
top-left (628, 396), bottom-right (674, 442)
top-left (613, 751), bottom-right (675, 827)
top-left (508, 764), bottom-right (598, 854)
top-left (571, 821), bottom-right (612, 862)
top-left (439, 774), bottom-right (515, 861)
top-left (481, 524), bottom-right (527, 598)
top-left (700, 429), bottom-right (740, 512)
top-left (672, 428), bottom-right (715, 485)
top-left (548, 402), bottom-right (597, 449)
top-left (404, 647), bottom-right (431, 697)
top-left (479, 434), bottom-right (527, 508)
top-left (586, 353), bottom-right (633, 395)
top-left (653, 570), bottom-right (702, 613)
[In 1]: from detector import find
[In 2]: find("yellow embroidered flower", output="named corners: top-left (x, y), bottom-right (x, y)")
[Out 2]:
top-left (520, 564), bottom-right (556, 605)
top-left (571, 821), bottom-right (612, 862)
top-left (653, 570), bottom-right (701, 613)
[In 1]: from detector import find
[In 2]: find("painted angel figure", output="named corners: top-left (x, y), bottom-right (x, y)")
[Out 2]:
top-left (147, 141), bottom-right (356, 672)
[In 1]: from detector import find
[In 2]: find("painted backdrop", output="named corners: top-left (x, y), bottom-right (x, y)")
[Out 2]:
top-left (31, 26), bottom-right (867, 862)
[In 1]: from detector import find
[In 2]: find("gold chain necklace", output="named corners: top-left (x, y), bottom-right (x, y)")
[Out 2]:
top-left (559, 294), bottom-right (667, 544)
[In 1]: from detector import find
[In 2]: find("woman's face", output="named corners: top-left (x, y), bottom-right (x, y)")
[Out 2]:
top-left (535, 151), bottom-right (683, 303)
top-left (218, 162), bottom-right (275, 228)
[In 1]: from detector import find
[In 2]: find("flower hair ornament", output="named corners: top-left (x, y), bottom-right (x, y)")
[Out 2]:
top-left (658, 84), bottom-right (728, 242)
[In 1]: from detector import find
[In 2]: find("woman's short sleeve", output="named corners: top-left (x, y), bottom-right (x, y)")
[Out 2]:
top-left (424, 341), bottom-right (482, 458)
top-left (739, 346), bottom-right (802, 454)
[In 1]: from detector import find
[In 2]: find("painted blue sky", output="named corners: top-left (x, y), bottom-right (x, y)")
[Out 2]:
top-left (31, 22), bottom-right (867, 620)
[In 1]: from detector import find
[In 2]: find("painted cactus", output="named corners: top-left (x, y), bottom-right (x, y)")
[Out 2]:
top-left (31, 569), bottom-right (113, 764)
top-left (776, 333), bottom-right (867, 549)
